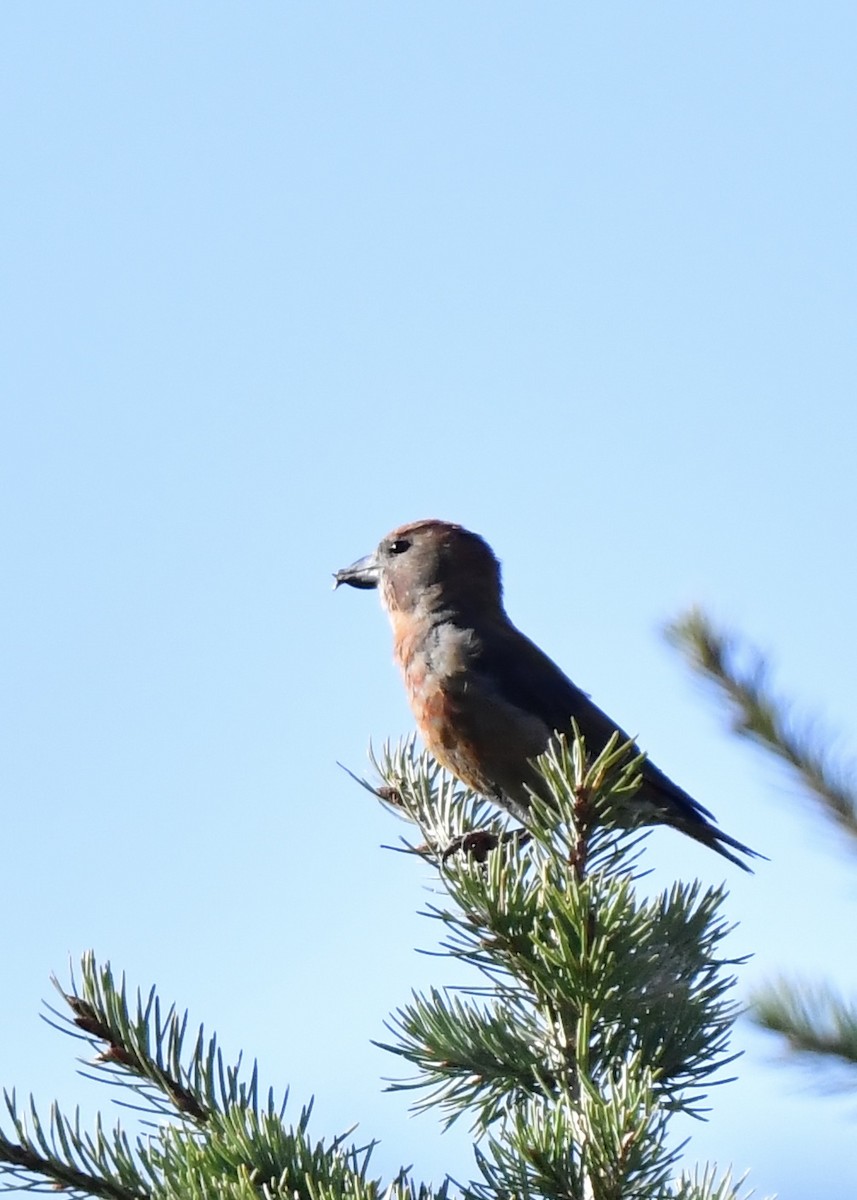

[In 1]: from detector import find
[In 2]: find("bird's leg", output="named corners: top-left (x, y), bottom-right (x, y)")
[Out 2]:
top-left (374, 783), bottom-right (403, 808)
top-left (440, 826), bottom-right (532, 863)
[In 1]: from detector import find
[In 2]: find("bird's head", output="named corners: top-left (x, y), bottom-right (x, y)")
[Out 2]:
top-left (335, 520), bottom-right (503, 619)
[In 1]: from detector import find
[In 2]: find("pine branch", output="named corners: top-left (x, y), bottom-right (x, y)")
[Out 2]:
top-left (1, 958), bottom-right (457, 1200)
top-left (360, 729), bottom-right (749, 1198)
top-left (666, 607), bottom-right (857, 843)
top-left (670, 1166), bottom-right (749, 1200)
top-left (469, 1079), bottom-right (679, 1200)
top-left (0, 724), bottom-right (759, 1199)
top-left (667, 608), bottom-right (857, 1089)
top-left (43, 952), bottom-right (266, 1123)
top-left (378, 988), bottom-right (551, 1126)
top-left (0, 1091), bottom-right (148, 1198)
top-left (751, 978), bottom-right (857, 1074)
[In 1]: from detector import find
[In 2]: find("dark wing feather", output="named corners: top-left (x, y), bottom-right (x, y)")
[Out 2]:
top-left (471, 622), bottom-right (761, 867)
top-left (474, 623), bottom-right (635, 756)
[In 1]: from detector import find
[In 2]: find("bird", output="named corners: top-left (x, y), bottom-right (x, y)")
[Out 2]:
top-left (335, 519), bottom-right (760, 870)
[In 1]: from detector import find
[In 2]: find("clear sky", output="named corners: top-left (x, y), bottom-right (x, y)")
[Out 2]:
top-left (2, 4), bottom-right (857, 1197)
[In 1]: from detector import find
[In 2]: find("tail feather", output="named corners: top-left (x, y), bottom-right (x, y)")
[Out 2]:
top-left (684, 819), bottom-right (765, 872)
top-left (641, 765), bottom-right (764, 872)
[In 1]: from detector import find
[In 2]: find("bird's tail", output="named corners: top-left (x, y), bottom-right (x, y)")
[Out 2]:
top-left (642, 766), bottom-right (765, 872)
top-left (686, 820), bottom-right (765, 872)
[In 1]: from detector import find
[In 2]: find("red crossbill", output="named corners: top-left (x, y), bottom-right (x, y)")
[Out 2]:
top-left (336, 519), bottom-right (759, 870)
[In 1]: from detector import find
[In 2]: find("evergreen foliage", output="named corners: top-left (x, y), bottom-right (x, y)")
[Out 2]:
top-left (0, 731), bottom-right (752, 1199)
top-left (666, 608), bottom-right (857, 843)
top-left (668, 607), bottom-right (857, 1075)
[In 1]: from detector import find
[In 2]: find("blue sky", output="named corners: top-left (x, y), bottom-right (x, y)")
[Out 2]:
top-left (2, 4), bottom-right (857, 1197)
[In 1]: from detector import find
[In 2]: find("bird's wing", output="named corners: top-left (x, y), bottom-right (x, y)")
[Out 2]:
top-left (473, 623), bottom-right (633, 750)
top-left (468, 622), bottom-right (760, 869)
top-left (472, 622), bottom-right (719, 823)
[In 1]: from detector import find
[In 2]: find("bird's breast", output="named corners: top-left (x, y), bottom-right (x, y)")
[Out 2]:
top-left (391, 619), bottom-right (488, 790)
top-left (391, 617), bottom-right (552, 803)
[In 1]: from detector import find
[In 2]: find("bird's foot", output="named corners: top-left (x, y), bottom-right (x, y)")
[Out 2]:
top-left (374, 784), bottom-right (404, 808)
top-left (440, 826), bottom-right (531, 863)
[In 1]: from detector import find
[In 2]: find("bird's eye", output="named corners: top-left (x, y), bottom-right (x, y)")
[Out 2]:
top-left (389, 538), bottom-right (411, 555)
